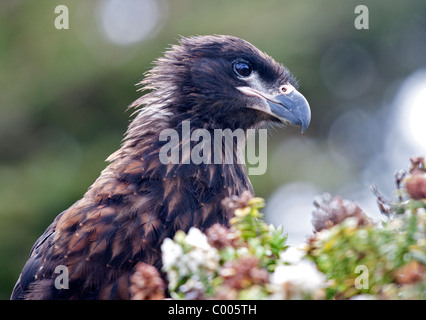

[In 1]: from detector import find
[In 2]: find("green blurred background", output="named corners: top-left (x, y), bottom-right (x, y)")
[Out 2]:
top-left (0, 0), bottom-right (425, 299)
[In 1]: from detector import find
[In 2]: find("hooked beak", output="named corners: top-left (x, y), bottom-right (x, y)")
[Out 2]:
top-left (237, 84), bottom-right (311, 133)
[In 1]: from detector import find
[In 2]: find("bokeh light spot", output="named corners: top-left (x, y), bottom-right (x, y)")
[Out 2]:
top-left (97, 0), bottom-right (165, 46)
top-left (397, 69), bottom-right (426, 150)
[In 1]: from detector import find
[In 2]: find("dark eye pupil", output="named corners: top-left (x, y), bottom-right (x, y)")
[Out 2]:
top-left (234, 61), bottom-right (252, 77)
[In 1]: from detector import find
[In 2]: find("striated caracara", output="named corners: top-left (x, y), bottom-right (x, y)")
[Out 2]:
top-left (11, 35), bottom-right (311, 299)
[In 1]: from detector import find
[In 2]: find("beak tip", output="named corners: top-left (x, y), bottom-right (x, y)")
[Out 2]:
top-left (301, 119), bottom-right (310, 134)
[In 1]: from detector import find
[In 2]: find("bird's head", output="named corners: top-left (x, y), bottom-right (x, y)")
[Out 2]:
top-left (136, 35), bottom-right (311, 132)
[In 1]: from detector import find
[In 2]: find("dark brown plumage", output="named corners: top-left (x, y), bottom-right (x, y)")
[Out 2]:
top-left (11, 35), bottom-right (310, 299)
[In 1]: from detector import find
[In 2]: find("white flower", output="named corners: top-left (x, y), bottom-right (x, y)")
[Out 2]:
top-left (166, 269), bottom-right (179, 290)
top-left (161, 228), bottom-right (220, 292)
top-left (270, 260), bottom-right (325, 300)
top-left (185, 227), bottom-right (210, 249)
top-left (343, 217), bottom-right (360, 229)
top-left (236, 246), bottom-right (249, 256)
top-left (315, 228), bottom-right (333, 242)
top-left (161, 238), bottom-right (183, 271)
top-left (279, 246), bottom-right (305, 264)
top-left (350, 294), bottom-right (376, 300)
top-left (183, 228), bottom-right (219, 272)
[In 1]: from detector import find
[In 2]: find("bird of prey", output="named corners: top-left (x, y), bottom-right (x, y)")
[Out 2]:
top-left (11, 35), bottom-right (311, 299)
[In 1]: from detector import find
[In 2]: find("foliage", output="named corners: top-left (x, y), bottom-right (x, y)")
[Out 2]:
top-left (158, 191), bottom-right (325, 300)
top-left (134, 157), bottom-right (426, 300)
top-left (305, 157), bottom-right (426, 299)
top-left (306, 196), bottom-right (425, 299)
top-left (160, 192), bottom-right (293, 299)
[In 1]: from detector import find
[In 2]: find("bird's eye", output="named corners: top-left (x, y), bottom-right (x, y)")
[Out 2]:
top-left (233, 61), bottom-right (253, 78)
